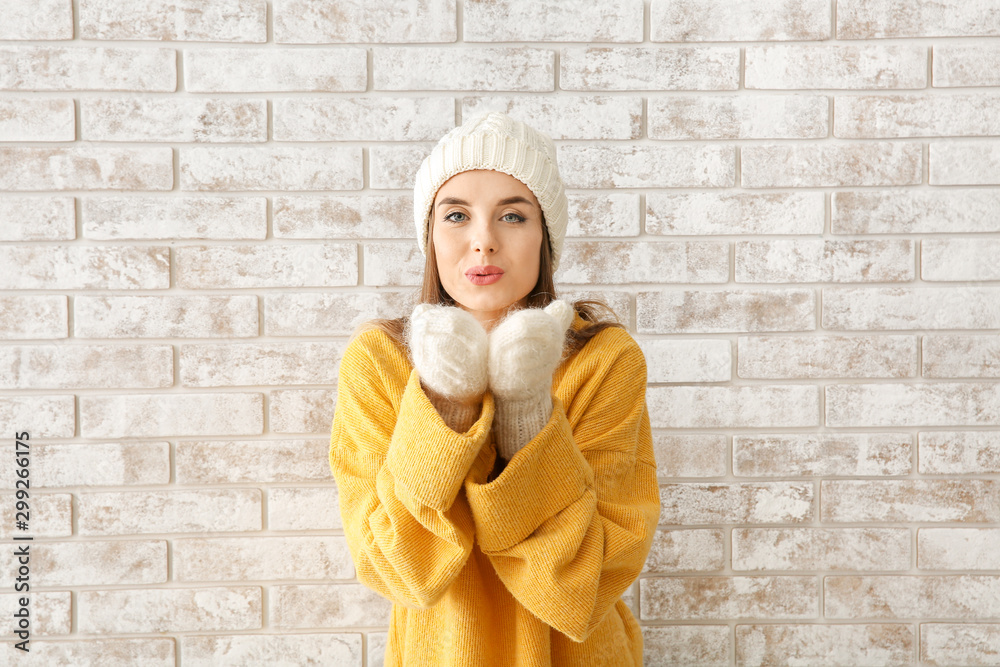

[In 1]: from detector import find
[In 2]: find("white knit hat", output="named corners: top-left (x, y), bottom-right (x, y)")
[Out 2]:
top-left (413, 112), bottom-right (569, 272)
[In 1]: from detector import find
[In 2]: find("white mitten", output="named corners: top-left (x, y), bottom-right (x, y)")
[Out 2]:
top-left (407, 303), bottom-right (489, 432)
top-left (488, 299), bottom-right (574, 461)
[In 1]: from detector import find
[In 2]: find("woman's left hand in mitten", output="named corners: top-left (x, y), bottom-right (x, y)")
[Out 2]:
top-left (487, 299), bottom-right (574, 462)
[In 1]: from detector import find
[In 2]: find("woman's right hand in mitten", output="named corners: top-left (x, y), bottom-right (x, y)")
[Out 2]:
top-left (406, 303), bottom-right (489, 431)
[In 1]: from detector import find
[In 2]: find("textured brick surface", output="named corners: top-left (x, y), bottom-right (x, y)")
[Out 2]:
top-left (734, 433), bottom-right (912, 477)
top-left (4, 3), bottom-right (997, 663)
top-left (651, 0), bottom-right (830, 41)
top-left (79, 0), bottom-right (267, 41)
top-left (736, 624), bottom-right (914, 667)
top-left (745, 45), bottom-right (927, 89)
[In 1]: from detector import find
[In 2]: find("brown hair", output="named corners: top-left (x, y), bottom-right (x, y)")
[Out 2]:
top-left (352, 212), bottom-right (625, 358)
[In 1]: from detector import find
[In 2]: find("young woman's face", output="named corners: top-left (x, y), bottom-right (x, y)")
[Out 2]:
top-left (431, 169), bottom-right (544, 329)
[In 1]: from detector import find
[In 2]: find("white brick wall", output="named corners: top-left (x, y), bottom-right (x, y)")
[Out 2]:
top-left (1, 1), bottom-right (999, 665)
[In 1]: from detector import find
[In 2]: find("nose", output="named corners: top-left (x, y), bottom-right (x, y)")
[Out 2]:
top-left (471, 219), bottom-right (497, 255)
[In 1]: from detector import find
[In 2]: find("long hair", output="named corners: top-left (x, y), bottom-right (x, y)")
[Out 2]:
top-left (352, 212), bottom-right (625, 359)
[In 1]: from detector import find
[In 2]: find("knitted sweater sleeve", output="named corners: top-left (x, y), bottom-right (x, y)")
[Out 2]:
top-left (329, 331), bottom-right (495, 608)
top-left (464, 331), bottom-right (660, 642)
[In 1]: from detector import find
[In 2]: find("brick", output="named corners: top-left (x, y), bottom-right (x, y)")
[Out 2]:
top-left (0, 246), bottom-right (169, 290)
top-left (660, 482), bottom-right (813, 525)
top-left (734, 433), bottom-right (912, 477)
top-left (181, 146), bottom-right (362, 191)
top-left (919, 529), bottom-right (1000, 570)
top-left (268, 486), bottom-right (342, 530)
top-left (921, 624), bottom-right (1000, 666)
top-left (79, 587), bottom-right (261, 633)
top-left (561, 290), bottom-right (632, 326)
top-left (0, 442), bottom-right (169, 489)
top-left (738, 335), bottom-right (918, 379)
top-left (75, 295), bottom-right (257, 339)
top-left (733, 528), bottom-right (910, 571)
top-left (647, 192), bottom-right (824, 236)
top-left (558, 241), bottom-right (729, 284)
top-left (82, 98), bottom-right (265, 143)
top-left (641, 339), bottom-right (731, 383)
top-left (0, 639), bottom-right (175, 666)
top-left (274, 0), bottom-right (455, 43)
top-left (651, 0), bottom-right (830, 41)
top-left (274, 195), bottom-right (411, 239)
top-left (0, 197), bottom-right (75, 242)
top-left (83, 196), bottom-right (267, 240)
top-left (465, 0), bottom-right (642, 42)
top-left (79, 489), bottom-right (262, 535)
top-left (745, 45), bottom-right (926, 89)
top-left (919, 431), bottom-right (1000, 475)
top-left (568, 194), bottom-right (640, 236)
top-left (269, 389), bottom-right (340, 435)
top-left (0, 344), bottom-right (172, 389)
top-left (642, 626), bottom-right (730, 667)
top-left (931, 141), bottom-right (1000, 185)
top-left (823, 480), bottom-right (1000, 523)
top-left (0, 493), bottom-right (72, 538)
top-left (836, 94), bottom-right (1000, 139)
top-left (0, 295), bottom-right (68, 340)
top-left (176, 439), bottom-right (328, 483)
top-left (0, 396), bottom-right (73, 439)
top-left (827, 383), bottom-right (1000, 427)
top-left (832, 189), bottom-right (1000, 234)
top-left (637, 289), bottom-right (815, 334)
top-left (369, 633), bottom-right (387, 667)
top-left (0, 540), bottom-right (166, 587)
top-left (80, 393), bottom-right (263, 438)
top-left (180, 342), bottom-right (343, 387)
top-left (561, 47), bottom-right (739, 91)
top-left (560, 145), bottom-right (735, 188)
top-left (463, 96), bottom-right (642, 140)
top-left (934, 44), bottom-right (1000, 87)
top-left (175, 244), bottom-right (357, 288)
top-left (363, 242), bottom-right (426, 287)
top-left (79, 0), bottom-right (266, 41)
top-left (742, 142), bottom-right (921, 188)
top-left (271, 584), bottom-right (392, 628)
top-left (838, 0), bottom-right (1000, 38)
top-left (643, 529), bottom-right (724, 573)
top-left (182, 634), bottom-right (362, 667)
top-left (826, 575), bottom-right (1000, 619)
top-left (641, 576), bottom-right (818, 620)
top-left (375, 47), bottom-right (553, 91)
top-left (369, 144), bottom-right (433, 189)
top-left (736, 239), bottom-right (914, 283)
top-left (652, 434), bottom-right (727, 477)
top-left (2, 0), bottom-right (73, 39)
top-left (924, 335), bottom-right (1000, 378)
top-left (650, 385), bottom-right (820, 429)
top-left (0, 146), bottom-right (173, 191)
top-left (823, 287), bottom-right (1000, 330)
top-left (186, 48), bottom-right (365, 92)
top-left (924, 238), bottom-right (1000, 282)
top-left (736, 624), bottom-right (914, 667)
top-left (651, 94), bottom-right (827, 140)
top-left (264, 293), bottom-right (410, 338)
top-left (274, 98), bottom-right (453, 142)
top-left (0, 592), bottom-right (70, 636)
top-left (0, 47), bottom-right (176, 91)
top-left (176, 536), bottom-right (352, 581)
top-left (0, 98), bottom-right (74, 141)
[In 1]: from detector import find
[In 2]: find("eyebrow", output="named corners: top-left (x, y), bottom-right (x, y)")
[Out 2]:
top-left (436, 196), bottom-right (537, 208)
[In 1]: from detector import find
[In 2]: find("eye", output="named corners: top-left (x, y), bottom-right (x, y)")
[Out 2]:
top-left (502, 212), bottom-right (526, 224)
top-left (443, 211), bottom-right (468, 223)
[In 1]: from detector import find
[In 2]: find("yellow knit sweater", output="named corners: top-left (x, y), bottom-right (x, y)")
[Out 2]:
top-left (329, 312), bottom-right (660, 666)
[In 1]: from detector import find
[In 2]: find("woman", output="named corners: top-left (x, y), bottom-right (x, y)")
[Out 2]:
top-left (329, 112), bottom-right (660, 666)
